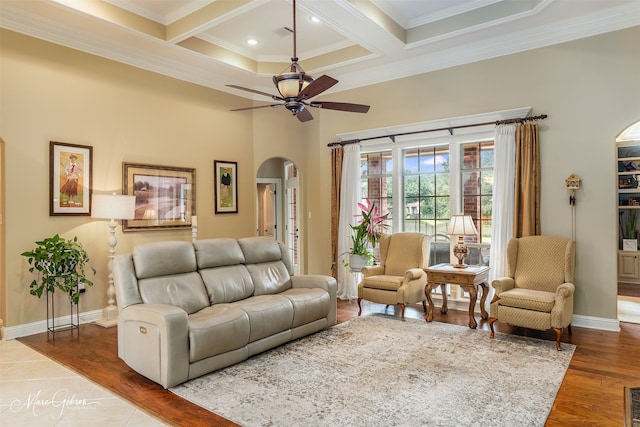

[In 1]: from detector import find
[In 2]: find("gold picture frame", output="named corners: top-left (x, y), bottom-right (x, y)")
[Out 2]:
top-left (50, 141), bottom-right (93, 216)
top-left (122, 162), bottom-right (195, 231)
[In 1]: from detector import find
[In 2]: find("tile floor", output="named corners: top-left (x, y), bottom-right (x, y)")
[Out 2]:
top-left (0, 339), bottom-right (167, 426)
top-left (618, 295), bottom-right (640, 324)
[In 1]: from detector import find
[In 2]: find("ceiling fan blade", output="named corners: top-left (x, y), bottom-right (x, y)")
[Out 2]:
top-left (296, 108), bottom-right (313, 122)
top-left (310, 101), bottom-right (370, 113)
top-left (298, 75), bottom-right (338, 100)
top-left (226, 85), bottom-right (283, 101)
top-left (230, 104), bottom-right (282, 112)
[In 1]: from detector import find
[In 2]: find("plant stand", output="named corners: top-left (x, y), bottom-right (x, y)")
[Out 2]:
top-left (46, 286), bottom-right (79, 340)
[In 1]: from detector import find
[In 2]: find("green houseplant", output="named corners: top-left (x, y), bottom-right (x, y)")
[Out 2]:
top-left (343, 199), bottom-right (389, 271)
top-left (21, 234), bottom-right (95, 304)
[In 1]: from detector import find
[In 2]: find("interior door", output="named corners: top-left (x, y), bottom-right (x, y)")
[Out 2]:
top-left (256, 179), bottom-right (281, 240)
top-left (285, 162), bottom-right (300, 275)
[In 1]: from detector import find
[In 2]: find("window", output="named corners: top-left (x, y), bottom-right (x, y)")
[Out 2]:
top-left (360, 151), bottom-right (393, 222)
top-left (461, 141), bottom-right (494, 244)
top-left (359, 139), bottom-right (494, 268)
top-left (403, 146), bottom-right (450, 234)
top-left (460, 141), bottom-right (493, 266)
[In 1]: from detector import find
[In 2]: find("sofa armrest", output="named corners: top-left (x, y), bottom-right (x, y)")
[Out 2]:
top-left (404, 268), bottom-right (425, 281)
top-left (291, 275), bottom-right (337, 326)
top-left (118, 303), bottom-right (189, 389)
top-left (362, 266), bottom-right (384, 277)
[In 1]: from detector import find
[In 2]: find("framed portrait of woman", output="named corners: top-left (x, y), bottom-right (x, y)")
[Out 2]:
top-left (49, 141), bottom-right (93, 216)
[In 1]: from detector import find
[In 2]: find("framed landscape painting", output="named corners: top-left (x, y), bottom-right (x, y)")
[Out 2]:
top-left (214, 160), bottom-right (237, 214)
top-left (50, 141), bottom-right (93, 216)
top-left (122, 162), bottom-right (195, 231)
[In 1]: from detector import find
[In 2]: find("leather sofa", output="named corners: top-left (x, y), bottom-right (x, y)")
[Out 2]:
top-left (112, 236), bottom-right (337, 388)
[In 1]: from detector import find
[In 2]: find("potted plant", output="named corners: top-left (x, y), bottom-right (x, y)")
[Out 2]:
top-left (343, 199), bottom-right (389, 272)
top-left (21, 234), bottom-right (95, 304)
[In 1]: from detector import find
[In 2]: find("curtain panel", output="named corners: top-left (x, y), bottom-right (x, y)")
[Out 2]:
top-left (489, 124), bottom-right (516, 281)
top-left (330, 146), bottom-right (344, 280)
top-left (337, 144), bottom-right (361, 300)
top-left (514, 123), bottom-right (541, 237)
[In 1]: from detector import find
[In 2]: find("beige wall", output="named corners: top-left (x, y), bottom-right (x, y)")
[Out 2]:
top-left (1, 25), bottom-right (639, 330)
top-left (311, 26), bottom-right (640, 320)
top-left (0, 30), bottom-right (255, 327)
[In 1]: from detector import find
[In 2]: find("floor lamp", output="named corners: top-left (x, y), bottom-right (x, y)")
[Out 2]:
top-left (92, 193), bottom-right (136, 328)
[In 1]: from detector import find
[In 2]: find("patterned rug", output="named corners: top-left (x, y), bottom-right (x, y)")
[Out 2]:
top-left (170, 315), bottom-right (575, 427)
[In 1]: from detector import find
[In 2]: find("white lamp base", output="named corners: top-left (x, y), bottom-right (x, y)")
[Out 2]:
top-left (95, 305), bottom-right (118, 328)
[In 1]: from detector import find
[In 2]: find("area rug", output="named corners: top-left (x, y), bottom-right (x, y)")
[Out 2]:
top-left (170, 315), bottom-right (575, 427)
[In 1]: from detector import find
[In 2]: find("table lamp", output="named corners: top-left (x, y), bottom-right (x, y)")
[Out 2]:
top-left (92, 193), bottom-right (136, 328)
top-left (447, 214), bottom-right (478, 268)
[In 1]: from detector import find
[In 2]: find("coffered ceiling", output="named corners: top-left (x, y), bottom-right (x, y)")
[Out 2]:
top-left (1, 0), bottom-right (639, 100)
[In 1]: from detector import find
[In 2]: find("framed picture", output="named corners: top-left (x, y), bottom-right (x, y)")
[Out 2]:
top-left (122, 162), bottom-right (195, 231)
top-left (214, 160), bottom-right (238, 214)
top-left (50, 141), bottom-right (93, 216)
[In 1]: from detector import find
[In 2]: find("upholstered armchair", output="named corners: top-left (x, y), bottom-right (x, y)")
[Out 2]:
top-left (357, 232), bottom-right (430, 320)
top-left (489, 235), bottom-right (576, 351)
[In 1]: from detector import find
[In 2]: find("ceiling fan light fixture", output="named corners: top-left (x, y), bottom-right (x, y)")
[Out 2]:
top-left (275, 72), bottom-right (313, 98)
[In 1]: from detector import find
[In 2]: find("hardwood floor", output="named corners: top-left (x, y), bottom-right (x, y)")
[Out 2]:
top-left (619, 281), bottom-right (640, 297)
top-left (17, 299), bottom-right (640, 426)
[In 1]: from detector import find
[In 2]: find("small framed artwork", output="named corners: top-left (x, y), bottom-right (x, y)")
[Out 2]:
top-left (50, 141), bottom-right (93, 216)
top-left (122, 162), bottom-right (196, 231)
top-left (214, 160), bottom-right (238, 214)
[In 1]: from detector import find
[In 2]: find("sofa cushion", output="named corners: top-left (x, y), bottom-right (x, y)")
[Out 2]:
top-left (229, 295), bottom-right (294, 342)
top-left (247, 262), bottom-right (292, 295)
top-left (238, 236), bottom-right (282, 264)
top-left (133, 241), bottom-right (197, 279)
top-left (138, 272), bottom-right (209, 315)
top-left (200, 265), bottom-right (254, 304)
top-left (194, 238), bottom-right (245, 269)
top-left (187, 305), bottom-right (250, 363)
top-left (280, 288), bottom-right (331, 328)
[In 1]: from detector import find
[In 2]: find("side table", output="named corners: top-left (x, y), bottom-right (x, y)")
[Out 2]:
top-left (424, 263), bottom-right (490, 329)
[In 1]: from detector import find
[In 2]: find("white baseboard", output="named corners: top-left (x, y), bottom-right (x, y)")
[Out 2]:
top-left (2, 309), bottom-right (103, 340)
top-left (570, 314), bottom-right (620, 332)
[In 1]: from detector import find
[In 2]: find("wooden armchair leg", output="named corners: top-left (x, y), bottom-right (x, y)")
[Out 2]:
top-left (422, 300), bottom-right (427, 313)
top-left (488, 317), bottom-right (497, 338)
top-left (400, 304), bottom-right (406, 321)
top-left (568, 324), bottom-right (572, 335)
top-left (357, 298), bottom-right (363, 316)
top-left (553, 327), bottom-right (563, 351)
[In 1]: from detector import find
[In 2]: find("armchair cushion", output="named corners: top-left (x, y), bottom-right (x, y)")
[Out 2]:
top-left (497, 288), bottom-right (555, 312)
top-left (361, 275), bottom-right (403, 292)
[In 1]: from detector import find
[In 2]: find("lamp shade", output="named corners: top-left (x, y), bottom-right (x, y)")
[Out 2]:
top-left (447, 214), bottom-right (478, 236)
top-left (275, 72), bottom-right (312, 98)
top-left (92, 194), bottom-right (136, 220)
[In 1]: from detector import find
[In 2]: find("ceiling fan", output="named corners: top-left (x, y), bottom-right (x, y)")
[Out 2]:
top-left (226, 0), bottom-right (370, 122)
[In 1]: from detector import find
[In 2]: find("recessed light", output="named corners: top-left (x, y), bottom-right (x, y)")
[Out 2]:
top-left (246, 39), bottom-right (259, 46)
top-left (310, 16), bottom-right (321, 23)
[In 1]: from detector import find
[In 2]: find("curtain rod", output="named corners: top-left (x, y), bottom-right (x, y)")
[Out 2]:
top-left (327, 114), bottom-right (548, 147)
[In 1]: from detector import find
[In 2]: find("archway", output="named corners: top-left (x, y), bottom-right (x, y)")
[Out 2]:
top-left (256, 158), bottom-right (301, 275)
top-left (616, 119), bottom-right (640, 323)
